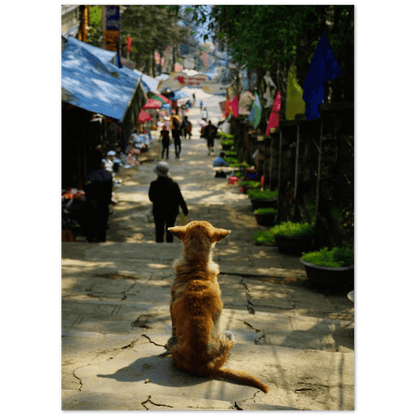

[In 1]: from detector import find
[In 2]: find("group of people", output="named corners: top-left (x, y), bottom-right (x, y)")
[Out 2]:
top-left (160, 112), bottom-right (193, 159)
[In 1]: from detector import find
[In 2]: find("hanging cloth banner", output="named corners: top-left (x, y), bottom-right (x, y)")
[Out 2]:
top-left (302, 30), bottom-right (343, 120)
top-left (230, 94), bottom-right (239, 118)
top-left (248, 93), bottom-right (262, 128)
top-left (266, 91), bottom-right (281, 136)
top-left (286, 65), bottom-right (305, 120)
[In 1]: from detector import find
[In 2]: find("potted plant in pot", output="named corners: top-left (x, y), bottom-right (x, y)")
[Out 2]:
top-left (252, 230), bottom-right (276, 246)
top-left (247, 189), bottom-right (278, 210)
top-left (241, 180), bottom-right (261, 194)
top-left (254, 207), bottom-right (277, 226)
top-left (271, 221), bottom-right (315, 254)
top-left (221, 140), bottom-right (234, 150)
top-left (300, 247), bottom-right (354, 291)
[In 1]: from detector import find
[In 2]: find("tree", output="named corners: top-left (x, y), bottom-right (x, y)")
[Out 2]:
top-left (120, 5), bottom-right (188, 76)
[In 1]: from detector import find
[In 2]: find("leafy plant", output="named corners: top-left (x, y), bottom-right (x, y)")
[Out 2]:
top-left (252, 230), bottom-right (275, 245)
top-left (254, 208), bottom-right (276, 215)
top-left (248, 189), bottom-right (278, 199)
top-left (221, 140), bottom-right (234, 146)
top-left (271, 221), bottom-right (315, 237)
top-left (225, 151), bottom-right (237, 157)
top-left (218, 132), bottom-right (234, 140)
top-left (241, 180), bottom-right (261, 189)
top-left (302, 247), bottom-right (354, 268)
top-left (224, 157), bottom-right (238, 165)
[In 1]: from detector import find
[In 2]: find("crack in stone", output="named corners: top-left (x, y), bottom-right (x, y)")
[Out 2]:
top-left (141, 334), bottom-right (166, 348)
top-left (72, 368), bottom-right (83, 391)
top-left (141, 395), bottom-right (173, 410)
top-left (241, 279), bottom-right (255, 315)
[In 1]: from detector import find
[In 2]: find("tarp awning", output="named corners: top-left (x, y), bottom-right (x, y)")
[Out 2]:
top-left (61, 36), bottom-right (146, 121)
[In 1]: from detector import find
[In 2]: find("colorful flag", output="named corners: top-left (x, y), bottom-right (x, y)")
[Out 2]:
top-left (266, 91), bottom-right (281, 136)
top-left (248, 93), bottom-right (262, 128)
top-left (286, 65), bottom-right (305, 120)
top-left (303, 30), bottom-right (343, 120)
top-left (230, 95), bottom-right (239, 118)
top-left (223, 98), bottom-right (231, 118)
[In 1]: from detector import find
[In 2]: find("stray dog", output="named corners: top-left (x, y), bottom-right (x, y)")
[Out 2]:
top-left (166, 221), bottom-right (269, 393)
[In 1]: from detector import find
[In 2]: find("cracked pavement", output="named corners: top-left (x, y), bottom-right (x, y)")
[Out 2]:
top-left (62, 112), bottom-right (354, 410)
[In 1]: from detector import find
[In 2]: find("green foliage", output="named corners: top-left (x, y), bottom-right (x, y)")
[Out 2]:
top-left (248, 189), bottom-right (278, 199)
top-left (302, 247), bottom-right (354, 268)
top-left (218, 132), bottom-right (234, 140)
top-left (241, 181), bottom-right (261, 188)
top-left (254, 208), bottom-right (277, 215)
top-left (221, 140), bottom-right (234, 146)
top-left (233, 171), bottom-right (244, 178)
top-left (252, 230), bottom-right (275, 245)
top-left (225, 151), bottom-right (237, 157)
top-left (271, 221), bottom-right (315, 237)
top-left (224, 157), bottom-right (238, 165)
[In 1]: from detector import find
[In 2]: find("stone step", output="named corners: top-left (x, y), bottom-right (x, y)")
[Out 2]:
top-left (62, 295), bottom-right (353, 353)
top-left (62, 389), bottom-right (298, 411)
top-left (62, 329), bottom-right (354, 411)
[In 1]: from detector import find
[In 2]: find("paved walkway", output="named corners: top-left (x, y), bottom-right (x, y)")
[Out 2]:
top-left (62, 109), bottom-right (354, 410)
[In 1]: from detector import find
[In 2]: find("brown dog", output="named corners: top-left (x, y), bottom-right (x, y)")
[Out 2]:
top-left (167, 221), bottom-right (269, 393)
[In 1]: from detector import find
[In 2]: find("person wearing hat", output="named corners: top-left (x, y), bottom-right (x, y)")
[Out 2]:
top-left (149, 161), bottom-right (188, 243)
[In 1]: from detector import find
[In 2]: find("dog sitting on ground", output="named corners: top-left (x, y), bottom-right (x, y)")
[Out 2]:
top-left (166, 220), bottom-right (269, 393)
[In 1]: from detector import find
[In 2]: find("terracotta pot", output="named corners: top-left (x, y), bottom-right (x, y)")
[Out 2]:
top-left (300, 258), bottom-right (354, 291)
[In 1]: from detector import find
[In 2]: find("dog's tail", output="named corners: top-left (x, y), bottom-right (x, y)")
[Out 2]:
top-left (212, 368), bottom-right (269, 393)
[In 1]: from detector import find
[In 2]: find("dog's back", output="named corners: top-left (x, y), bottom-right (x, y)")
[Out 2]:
top-left (167, 221), bottom-right (269, 393)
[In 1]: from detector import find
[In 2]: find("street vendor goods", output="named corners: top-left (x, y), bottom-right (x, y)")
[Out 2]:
top-left (166, 221), bottom-right (269, 393)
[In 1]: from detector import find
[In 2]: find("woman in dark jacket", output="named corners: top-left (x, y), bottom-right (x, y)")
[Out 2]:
top-left (149, 161), bottom-right (188, 242)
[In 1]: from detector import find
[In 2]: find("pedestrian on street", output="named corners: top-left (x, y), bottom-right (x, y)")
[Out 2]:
top-left (181, 116), bottom-right (192, 140)
top-left (83, 149), bottom-right (113, 243)
top-left (170, 112), bottom-right (182, 159)
top-left (201, 107), bottom-right (209, 121)
top-left (200, 100), bottom-right (203, 111)
top-left (206, 120), bottom-right (216, 155)
top-left (160, 125), bottom-right (171, 159)
top-left (149, 161), bottom-right (189, 243)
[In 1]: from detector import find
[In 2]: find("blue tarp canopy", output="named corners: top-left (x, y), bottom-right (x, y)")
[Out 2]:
top-left (171, 90), bottom-right (191, 101)
top-left (62, 37), bottom-right (145, 121)
top-left (134, 70), bottom-right (160, 93)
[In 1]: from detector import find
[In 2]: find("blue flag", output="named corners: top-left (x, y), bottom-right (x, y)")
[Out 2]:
top-left (248, 93), bottom-right (262, 128)
top-left (303, 31), bottom-right (343, 120)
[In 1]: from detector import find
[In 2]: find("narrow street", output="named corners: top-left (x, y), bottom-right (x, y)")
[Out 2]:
top-left (62, 94), bottom-right (354, 411)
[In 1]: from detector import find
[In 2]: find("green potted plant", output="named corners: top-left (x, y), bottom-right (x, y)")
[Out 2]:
top-left (247, 189), bottom-right (278, 210)
top-left (221, 140), bottom-right (234, 150)
top-left (300, 247), bottom-right (354, 291)
top-left (252, 230), bottom-right (276, 246)
top-left (241, 180), bottom-right (261, 194)
top-left (254, 207), bottom-right (277, 226)
top-left (271, 221), bottom-right (315, 254)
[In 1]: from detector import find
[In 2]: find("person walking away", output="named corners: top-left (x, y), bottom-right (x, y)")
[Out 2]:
top-left (160, 125), bottom-right (171, 159)
top-left (170, 112), bottom-right (182, 158)
top-left (181, 116), bottom-right (192, 140)
top-left (200, 100), bottom-right (203, 111)
top-left (149, 161), bottom-right (188, 243)
top-left (83, 150), bottom-right (113, 242)
top-left (206, 120), bottom-right (216, 155)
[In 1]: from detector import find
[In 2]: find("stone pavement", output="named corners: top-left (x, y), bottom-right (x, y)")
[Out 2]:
top-left (62, 119), bottom-right (354, 410)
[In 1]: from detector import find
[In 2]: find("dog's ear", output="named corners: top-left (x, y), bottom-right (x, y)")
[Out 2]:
top-left (211, 228), bottom-right (231, 242)
top-left (168, 226), bottom-right (187, 241)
